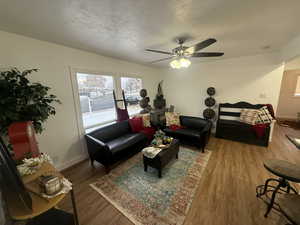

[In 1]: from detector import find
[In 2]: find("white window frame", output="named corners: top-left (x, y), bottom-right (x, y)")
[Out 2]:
top-left (70, 68), bottom-right (143, 135)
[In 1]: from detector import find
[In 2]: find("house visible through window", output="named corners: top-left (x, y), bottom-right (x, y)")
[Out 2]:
top-left (121, 77), bottom-right (142, 116)
top-left (295, 75), bottom-right (300, 96)
top-left (76, 73), bottom-right (116, 129)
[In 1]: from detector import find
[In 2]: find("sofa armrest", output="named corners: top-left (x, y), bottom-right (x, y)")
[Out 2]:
top-left (85, 135), bottom-right (112, 164)
top-left (199, 121), bottom-right (212, 148)
top-left (200, 121), bottom-right (212, 134)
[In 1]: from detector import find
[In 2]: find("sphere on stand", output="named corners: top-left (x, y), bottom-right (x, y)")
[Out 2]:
top-left (140, 89), bottom-right (147, 98)
top-left (140, 97), bottom-right (150, 108)
top-left (207, 87), bottom-right (216, 96)
top-left (203, 108), bottom-right (216, 119)
top-left (205, 97), bottom-right (216, 107)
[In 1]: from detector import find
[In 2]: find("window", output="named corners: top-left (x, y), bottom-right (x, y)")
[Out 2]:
top-left (295, 75), bottom-right (300, 97)
top-left (121, 77), bottom-right (142, 116)
top-left (76, 73), bottom-right (116, 129)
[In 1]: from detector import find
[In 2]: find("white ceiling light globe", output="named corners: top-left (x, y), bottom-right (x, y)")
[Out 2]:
top-left (179, 58), bottom-right (191, 68)
top-left (170, 59), bottom-right (181, 69)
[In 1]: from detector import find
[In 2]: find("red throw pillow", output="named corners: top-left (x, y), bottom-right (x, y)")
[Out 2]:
top-left (252, 124), bottom-right (268, 138)
top-left (169, 125), bottom-right (184, 131)
top-left (141, 127), bottom-right (156, 140)
top-left (129, 117), bottom-right (144, 133)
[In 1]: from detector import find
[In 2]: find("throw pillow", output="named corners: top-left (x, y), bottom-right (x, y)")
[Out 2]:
top-left (135, 113), bottom-right (151, 127)
top-left (239, 109), bottom-right (260, 125)
top-left (129, 117), bottom-right (144, 133)
top-left (165, 112), bottom-right (180, 126)
top-left (256, 106), bottom-right (273, 124)
top-left (142, 113), bottom-right (151, 127)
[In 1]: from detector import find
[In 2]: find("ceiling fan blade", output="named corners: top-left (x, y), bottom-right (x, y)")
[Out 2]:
top-left (146, 49), bottom-right (173, 55)
top-left (186, 38), bottom-right (217, 53)
top-left (192, 52), bottom-right (224, 57)
top-left (150, 56), bottom-right (175, 63)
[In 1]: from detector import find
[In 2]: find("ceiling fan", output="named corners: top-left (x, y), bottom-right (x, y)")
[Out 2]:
top-left (146, 38), bottom-right (224, 69)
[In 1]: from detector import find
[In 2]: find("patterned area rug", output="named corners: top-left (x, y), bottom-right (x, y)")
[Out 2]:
top-left (90, 147), bottom-right (211, 225)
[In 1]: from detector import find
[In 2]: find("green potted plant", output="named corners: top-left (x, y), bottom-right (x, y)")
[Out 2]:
top-left (0, 68), bottom-right (61, 137)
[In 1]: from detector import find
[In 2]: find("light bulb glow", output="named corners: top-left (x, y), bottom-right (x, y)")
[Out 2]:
top-left (179, 58), bottom-right (191, 68)
top-left (170, 59), bottom-right (181, 69)
top-left (170, 57), bottom-right (191, 69)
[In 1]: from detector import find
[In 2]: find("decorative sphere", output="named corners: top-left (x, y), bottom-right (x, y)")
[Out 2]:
top-left (140, 89), bottom-right (147, 98)
top-left (207, 87), bottom-right (216, 96)
top-left (203, 108), bottom-right (216, 119)
top-left (140, 98), bottom-right (149, 108)
top-left (205, 97), bottom-right (216, 107)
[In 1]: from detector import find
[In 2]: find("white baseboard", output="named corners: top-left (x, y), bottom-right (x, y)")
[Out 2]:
top-left (56, 154), bottom-right (89, 171)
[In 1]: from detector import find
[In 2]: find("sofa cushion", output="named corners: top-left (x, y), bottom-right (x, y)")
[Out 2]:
top-left (164, 128), bottom-right (201, 138)
top-left (90, 120), bottom-right (131, 142)
top-left (107, 133), bottom-right (146, 156)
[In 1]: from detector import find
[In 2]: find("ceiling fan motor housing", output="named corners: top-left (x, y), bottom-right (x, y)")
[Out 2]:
top-left (172, 46), bottom-right (189, 56)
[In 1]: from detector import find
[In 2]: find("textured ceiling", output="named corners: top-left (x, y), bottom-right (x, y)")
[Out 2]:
top-left (1, 0), bottom-right (300, 67)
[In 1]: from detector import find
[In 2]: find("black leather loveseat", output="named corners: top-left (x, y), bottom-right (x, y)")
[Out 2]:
top-left (164, 116), bottom-right (212, 152)
top-left (85, 120), bottom-right (148, 173)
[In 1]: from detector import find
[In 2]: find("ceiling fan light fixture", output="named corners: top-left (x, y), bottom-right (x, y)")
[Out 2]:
top-left (179, 58), bottom-right (191, 68)
top-left (170, 57), bottom-right (191, 69)
top-left (170, 59), bottom-right (181, 69)
top-left (147, 38), bottom-right (223, 67)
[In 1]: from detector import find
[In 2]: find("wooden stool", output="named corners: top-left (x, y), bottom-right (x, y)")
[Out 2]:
top-left (278, 194), bottom-right (300, 225)
top-left (256, 159), bottom-right (300, 217)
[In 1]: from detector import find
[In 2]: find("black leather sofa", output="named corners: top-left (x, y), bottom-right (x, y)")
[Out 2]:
top-left (163, 116), bottom-right (212, 152)
top-left (85, 120), bottom-right (148, 173)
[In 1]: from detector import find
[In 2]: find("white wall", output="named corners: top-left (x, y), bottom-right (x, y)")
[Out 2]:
top-left (162, 53), bottom-right (284, 119)
top-left (0, 30), bottom-right (162, 170)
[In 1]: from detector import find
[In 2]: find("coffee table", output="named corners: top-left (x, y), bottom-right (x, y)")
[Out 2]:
top-left (143, 139), bottom-right (180, 178)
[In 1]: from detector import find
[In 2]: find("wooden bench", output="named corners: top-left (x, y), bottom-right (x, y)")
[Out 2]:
top-left (215, 101), bottom-right (273, 147)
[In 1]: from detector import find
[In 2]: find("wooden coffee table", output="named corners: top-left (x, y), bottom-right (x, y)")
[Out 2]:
top-left (143, 139), bottom-right (180, 178)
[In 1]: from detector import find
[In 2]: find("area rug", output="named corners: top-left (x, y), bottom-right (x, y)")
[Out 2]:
top-left (286, 135), bottom-right (300, 149)
top-left (90, 147), bottom-right (211, 225)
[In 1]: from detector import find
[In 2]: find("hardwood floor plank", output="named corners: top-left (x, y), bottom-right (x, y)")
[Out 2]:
top-left (59, 124), bottom-right (299, 225)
